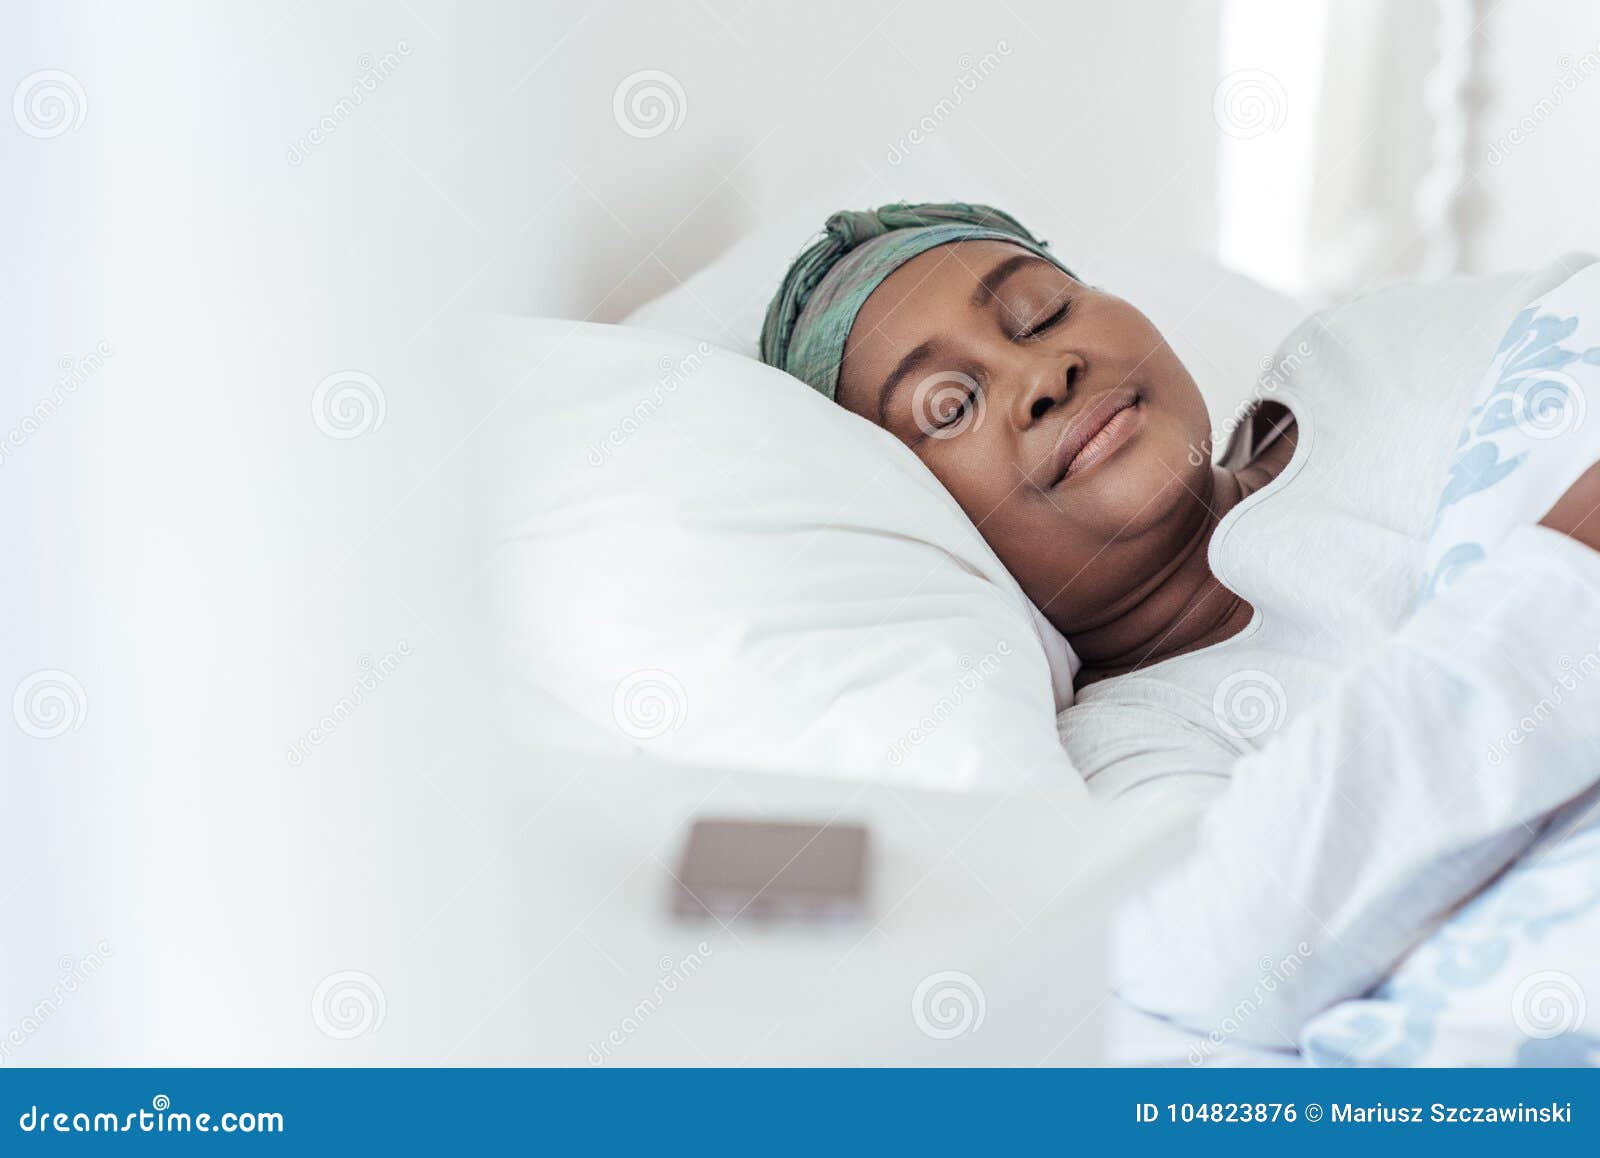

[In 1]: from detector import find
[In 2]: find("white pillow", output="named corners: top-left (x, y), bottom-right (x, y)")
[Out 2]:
top-left (487, 317), bottom-right (1080, 793)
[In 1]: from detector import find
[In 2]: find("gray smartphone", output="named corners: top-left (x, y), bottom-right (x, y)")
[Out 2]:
top-left (670, 817), bottom-right (871, 923)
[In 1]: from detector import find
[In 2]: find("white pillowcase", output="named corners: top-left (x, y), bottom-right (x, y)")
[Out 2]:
top-left (487, 317), bottom-right (1080, 792)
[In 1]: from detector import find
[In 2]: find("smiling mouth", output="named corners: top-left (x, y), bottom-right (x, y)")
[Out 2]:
top-left (1048, 387), bottom-right (1143, 486)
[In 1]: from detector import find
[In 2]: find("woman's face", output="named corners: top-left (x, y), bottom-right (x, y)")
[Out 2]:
top-left (834, 239), bottom-right (1213, 635)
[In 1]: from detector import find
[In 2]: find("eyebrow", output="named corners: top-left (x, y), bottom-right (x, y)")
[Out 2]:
top-left (875, 339), bottom-right (941, 425)
top-left (969, 252), bottom-right (1051, 308)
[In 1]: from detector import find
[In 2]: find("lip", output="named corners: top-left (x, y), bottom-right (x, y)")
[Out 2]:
top-left (1047, 386), bottom-right (1142, 486)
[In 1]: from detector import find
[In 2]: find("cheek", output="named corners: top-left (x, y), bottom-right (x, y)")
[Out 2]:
top-left (974, 495), bottom-right (1108, 616)
top-left (1097, 297), bottom-right (1165, 345)
top-left (921, 437), bottom-right (1022, 516)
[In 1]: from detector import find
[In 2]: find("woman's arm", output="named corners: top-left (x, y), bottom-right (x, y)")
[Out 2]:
top-left (1539, 459), bottom-right (1600, 549)
top-left (1112, 478), bottom-right (1600, 1047)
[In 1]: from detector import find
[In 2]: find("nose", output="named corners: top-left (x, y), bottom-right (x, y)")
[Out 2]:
top-left (1010, 349), bottom-right (1085, 427)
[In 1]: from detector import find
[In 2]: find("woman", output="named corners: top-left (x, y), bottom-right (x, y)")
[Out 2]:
top-left (761, 202), bottom-right (1600, 1049)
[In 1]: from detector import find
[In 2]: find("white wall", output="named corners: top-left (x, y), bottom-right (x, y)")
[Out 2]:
top-left (1214, 0), bottom-right (1436, 300)
top-left (518, 0), bottom-right (1226, 320)
top-left (1215, 0), bottom-right (1600, 301)
top-left (1474, 1), bottom-right (1600, 273)
top-left (8, 0), bottom-right (1232, 424)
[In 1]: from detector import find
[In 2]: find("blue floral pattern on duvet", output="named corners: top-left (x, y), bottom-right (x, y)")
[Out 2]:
top-left (1415, 306), bottom-right (1600, 606)
top-left (1304, 295), bottom-right (1600, 1065)
top-left (1300, 812), bottom-right (1600, 1066)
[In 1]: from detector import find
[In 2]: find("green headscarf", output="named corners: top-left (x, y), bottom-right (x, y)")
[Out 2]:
top-left (759, 202), bottom-right (1073, 400)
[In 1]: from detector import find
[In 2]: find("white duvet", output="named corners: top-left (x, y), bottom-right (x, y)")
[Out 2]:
top-left (1300, 263), bottom-right (1600, 1066)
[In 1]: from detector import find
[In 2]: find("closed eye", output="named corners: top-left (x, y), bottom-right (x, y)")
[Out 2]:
top-left (932, 387), bottom-right (978, 431)
top-left (1017, 298), bottom-right (1071, 340)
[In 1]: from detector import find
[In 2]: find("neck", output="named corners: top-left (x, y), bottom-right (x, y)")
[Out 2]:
top-left (1071, 466), bottom-right (1254, 684)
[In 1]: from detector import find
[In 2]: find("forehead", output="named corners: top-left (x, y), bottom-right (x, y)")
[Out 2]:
top-left (851, 237), bottom-right (1028, 332)
top-left (838, 238), bottom-right (1035, 408)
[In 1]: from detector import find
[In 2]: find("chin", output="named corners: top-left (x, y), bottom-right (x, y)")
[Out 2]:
top-left (1078, 451), bottom-right (1190, 540)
